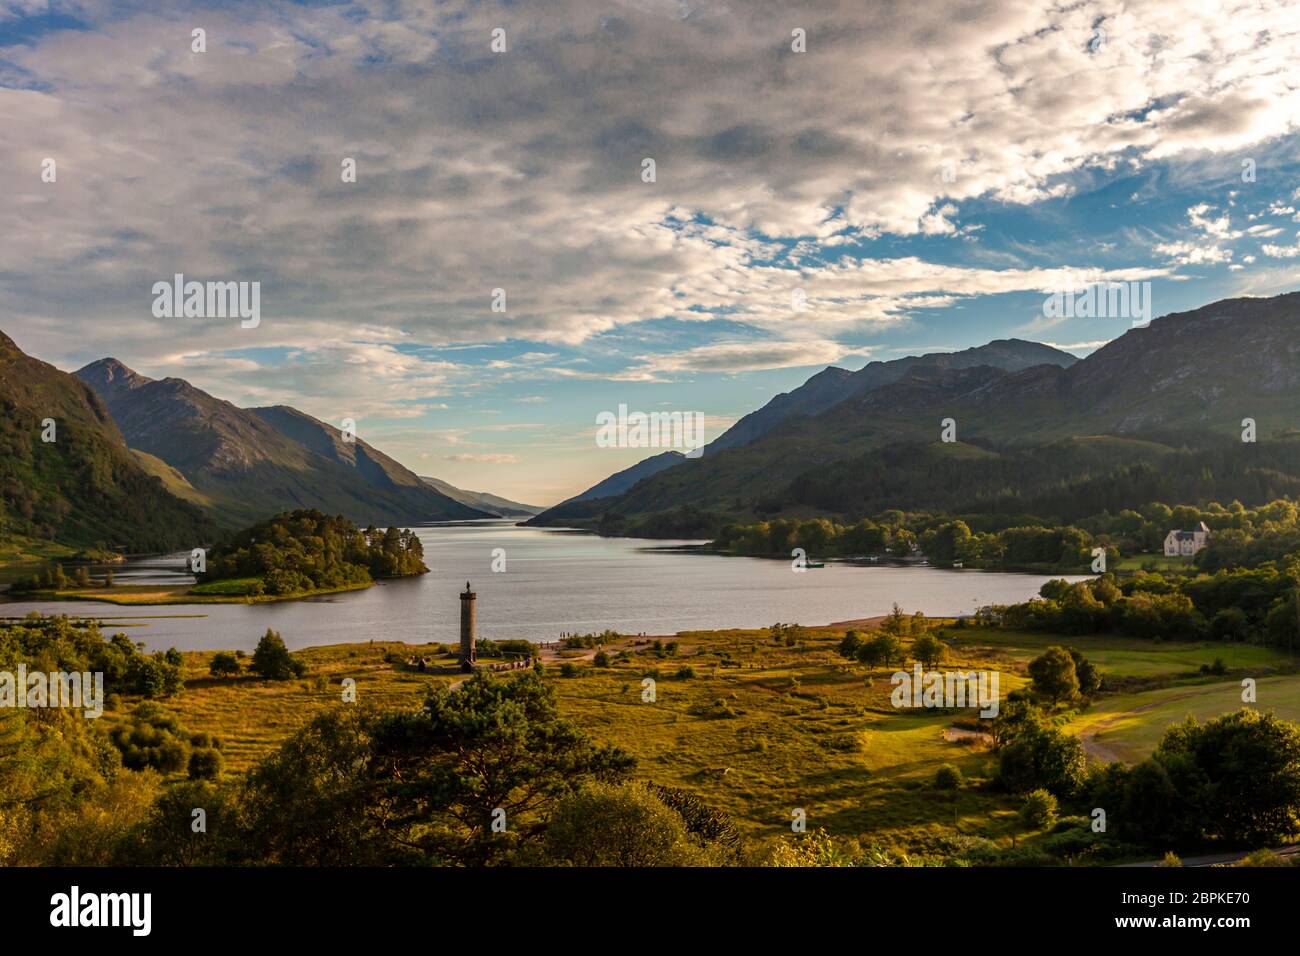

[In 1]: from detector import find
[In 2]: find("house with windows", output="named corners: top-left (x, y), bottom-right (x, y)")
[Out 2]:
top-left (1163, 521), bottom-right (1211, 557)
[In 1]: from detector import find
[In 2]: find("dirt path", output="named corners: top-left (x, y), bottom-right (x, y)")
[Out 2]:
top-left (1078, 688), bottom-right (1219, 764)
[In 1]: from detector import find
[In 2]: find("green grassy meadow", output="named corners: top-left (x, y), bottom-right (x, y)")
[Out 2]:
top-left (128, 620), bottom-right (1298, 857)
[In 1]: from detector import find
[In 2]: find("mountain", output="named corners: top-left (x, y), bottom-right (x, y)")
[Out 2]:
top-left (0, 333), bottom-right (215, 555)
top-left (529, 340), bottom-right (1076, 526)
top-left (75, 359), bottom-right (490, 528)
top-left (567, 450), bottom-right (687, 503)
top-left (705, 338), bottom-right (1077, 453)
top-left (420, 477), bottom-right (543, 517)
top-left (529, 294), bottom-right (1300, 533)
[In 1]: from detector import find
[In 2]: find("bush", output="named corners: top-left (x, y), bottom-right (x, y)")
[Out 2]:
top-left (209, 652), bottom-right (241, 677)
top-left (543, 782), bottom-right (703, 866)
top-left (1234, 848), bottom-right (1290, 867)
top-left (675, 665), bottom-right (696, 680)
top-left (593, 651), bottom-right (610, 667)
top-left (933, 764), bottom-right (963, 790)
top-left (187, 747), bottom-right (223, 780)
top-left (559, 663), bottom-right (578, 678)
top-left (109, 702), bottom-right (191, 773)
top-left (1020, 789), bottom-right (1058, 830)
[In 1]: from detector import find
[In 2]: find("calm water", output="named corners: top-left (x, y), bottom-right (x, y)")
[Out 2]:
top-left (0, 521), bottom-right (1082, 652)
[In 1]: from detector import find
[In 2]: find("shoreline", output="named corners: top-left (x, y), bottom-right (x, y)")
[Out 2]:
top-left (0, 580), bottom-right (376, 606)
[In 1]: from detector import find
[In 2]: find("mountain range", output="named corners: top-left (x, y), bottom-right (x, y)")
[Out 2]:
top-left (528, 293), bottom-right (1300, 534)
top-left (419, 477), bottom-right (542, 517)
top-left (73, 358), bottom-right (494, 529)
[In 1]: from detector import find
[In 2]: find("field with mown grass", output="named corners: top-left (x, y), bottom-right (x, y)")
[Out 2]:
top-left (1066, 677), bottom-right (1300, 765)
top-left (111, 620), bottom-right (1299, 857)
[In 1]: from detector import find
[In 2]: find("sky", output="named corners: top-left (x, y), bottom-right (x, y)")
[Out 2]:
top-left (3, 0), bottom-right (1300, 506)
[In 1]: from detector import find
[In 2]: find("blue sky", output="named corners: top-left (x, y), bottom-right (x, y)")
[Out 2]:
top-left (2, 0), bottom-right (1299, 503)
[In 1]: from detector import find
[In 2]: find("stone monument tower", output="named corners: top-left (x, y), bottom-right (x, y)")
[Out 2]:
top-left (459, 581), bottom-right (477, 672)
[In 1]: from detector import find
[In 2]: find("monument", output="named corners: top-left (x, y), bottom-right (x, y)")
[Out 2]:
top-left (459, 581), bottom-right (477, 672)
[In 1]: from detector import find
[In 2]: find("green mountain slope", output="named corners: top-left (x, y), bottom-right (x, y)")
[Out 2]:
top-left (534, 292), bottom-right (1300, 533)
top-left (0, 332), bottom-right (216, 555)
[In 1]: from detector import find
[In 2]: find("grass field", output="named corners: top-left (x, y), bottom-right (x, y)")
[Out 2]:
top-left (125, 619), bottom-right (1298, 856)
top-left (1067, 677), bottom-right (1300, 764)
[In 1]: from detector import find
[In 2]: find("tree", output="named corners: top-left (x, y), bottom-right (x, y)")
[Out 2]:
top-left (857, 632), bottom-right (901, 668)
top-left (1210, 607), bottom-right (1250, 642)
top-left (367, 670), bottom-right (636, 864)
top-left (837, 630), bottom-right (863, 660)
top-left (1153, 709), bottom-right (1300, 845)
top-left (250, 629), bottom-right (306, 680)
top-left (998, 724), bottom-right (1086, 796)
top-left (1027, 645), bottom-right (1080, 704)
top-left (912, 633), bottom-right (946, 669)
top-left (1068, 648), bottom-right (1102, 696)
top-left (209, 652), bottom-right (241, 677)
top-left (238, 708), bottom-right (387, 865)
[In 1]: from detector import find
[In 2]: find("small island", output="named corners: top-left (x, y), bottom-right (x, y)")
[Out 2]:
top-left (7, 509), bottom-right (428, 605)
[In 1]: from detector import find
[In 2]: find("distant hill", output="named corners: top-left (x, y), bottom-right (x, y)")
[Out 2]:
top-left (76, 359), bottom-right (489, 528)
top-left (529, 293), bottom-right (1300, 534)
top-left (705, 338), bottom-right (1078, 453)
top-left (529, 339), bottom-right (1077, 527)
top-left (0, 332), bottom-right (215, 555)
top-left (420, 477), bottom-right (543, 517)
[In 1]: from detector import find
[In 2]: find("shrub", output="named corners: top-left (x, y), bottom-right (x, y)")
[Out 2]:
top-left (187, 747), bottom-right (223, 780)
top-left (1020, 789), bottom-right (1058, 830)
top-left (1234, 849), bottom-right (1290, 867)
top-left (109, 702), bottom-right (191, 773)
top-left (559, 662), bottom-right (578, 678)
top-left (593, 651), bottom-right (610, 667)
top-left (675, 665), bottom-right (696, 680)
top-left (543, 782), bottom-right (702, 866)
top-left (933, 764), bottom-right (964, 790)
top-left (209, 652), bottom-right (241, 677)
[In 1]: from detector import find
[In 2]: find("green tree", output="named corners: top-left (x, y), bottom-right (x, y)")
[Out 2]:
top-left (912, 633), bottom-right (946, 668)
top-left (209, 652), bottom-right (241, 677)
top-left (250, 629), bottom-right (306, 680)
top-left (368, 670), bottom-right (636, 864)
top-left (1153, 709), bottom-right (1300, 845)
top-left (1027, 645), bottom-right (1080, 704)
top-left (837, 630), bottom-right (863, 660)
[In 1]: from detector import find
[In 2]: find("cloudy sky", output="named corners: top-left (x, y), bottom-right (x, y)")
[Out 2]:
top-left (3, 0), bottom-right (1300, 504)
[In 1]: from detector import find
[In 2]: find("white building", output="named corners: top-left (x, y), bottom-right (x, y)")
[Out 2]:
top-left (1163, 521), bottom-right (1211, 557)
